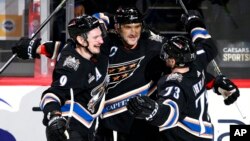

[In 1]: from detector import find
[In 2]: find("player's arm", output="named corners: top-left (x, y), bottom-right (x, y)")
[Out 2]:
top-left (39, 51), bottom-right (78, 140)
top-left (182, 10), bottom-right (218, 64)
top-left (11, 37), bottom-right (61, 60)
top-left (39, 86), bottom-right (69, 141)
top-left (40, 92), bottom-right (69, 141)
top-left (40, 72), bottom-right (74, 140)
top-left (127, 82), bottom-right (184, 128)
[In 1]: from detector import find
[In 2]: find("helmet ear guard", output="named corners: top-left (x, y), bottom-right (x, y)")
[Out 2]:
top-left (160, 36), bottom-right (196, 67)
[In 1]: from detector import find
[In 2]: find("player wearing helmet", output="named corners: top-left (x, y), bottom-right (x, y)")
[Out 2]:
top-left (11, 7), bottom-right (239, 141)
top-left (127, 33), bottom-right (217, 141)
top-left (94, 7), bottom-right (167, 141)
top-left (126, 9), bottom-right (223, 140)
top-left (40, 15), bottom-right (109, 141)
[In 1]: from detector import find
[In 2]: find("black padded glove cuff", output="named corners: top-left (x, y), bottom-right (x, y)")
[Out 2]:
top-left (181, 10), bottom-right (206, 33)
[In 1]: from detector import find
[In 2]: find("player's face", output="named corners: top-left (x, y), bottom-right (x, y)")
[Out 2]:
top-left (87, 27), bottom-right (104, 54)
top-left (118, 23), bottom-right (142, 49)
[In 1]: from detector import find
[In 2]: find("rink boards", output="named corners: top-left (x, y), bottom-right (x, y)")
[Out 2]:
top-left (0, 86), bottom-right (249, 141)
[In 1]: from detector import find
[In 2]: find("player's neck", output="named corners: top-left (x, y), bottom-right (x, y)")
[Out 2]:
top-left (123, 41), bottom-right (138, 50)
top-left (76, 47), bottom-right (92, 60)
top-left (172, 67), bottom-right (189, 74)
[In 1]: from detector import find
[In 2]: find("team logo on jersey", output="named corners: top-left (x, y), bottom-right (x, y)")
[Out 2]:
top-left (107, 56), bottom-right (145, 91)
top-left (88, 75), bottom-right (109, 113)
top-left (166, 73), bottom-right (183, 82)
top-left (149, 32), bottom-right (164, 43)
top-left (63, 56), bottom-right (80, 71)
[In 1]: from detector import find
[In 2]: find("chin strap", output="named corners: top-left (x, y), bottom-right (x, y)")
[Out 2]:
top-left (75, 40), bottom-right (99, 63)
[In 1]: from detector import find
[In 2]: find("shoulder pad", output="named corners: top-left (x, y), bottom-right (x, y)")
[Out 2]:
top-left (166, 73), bottom-right (183, 82)
top-left (148, 31), bottom-right (164, 43)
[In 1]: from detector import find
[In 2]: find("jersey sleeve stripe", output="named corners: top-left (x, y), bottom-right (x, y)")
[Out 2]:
top-left (159, 99), bottom-right (179, 130)
top-left (177, 116), bottom-right (213, 139)
top-left (191, 27), bottom-right (211, 42)
top-left (40, 93), bottom-right (61, 110)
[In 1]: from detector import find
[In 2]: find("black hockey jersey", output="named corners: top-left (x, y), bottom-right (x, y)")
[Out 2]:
top-left (149, 27), bottom-right (217, 141)
top-left (155, 64), bottom-right (213, 141)
top-left (100, 32), bottom-right (165, 132)
top-left (40, 40), bottom-right (109, 133)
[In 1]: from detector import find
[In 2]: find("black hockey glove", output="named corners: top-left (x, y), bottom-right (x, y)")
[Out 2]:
top-left (46, 111), bottom-right (69, 141)
top-left (11, 37), bottom-right (41, 59)
top-left (127, 96), bottom-right (159, 121)
top-left (213, 75), bottom-right (240, 105)
top-left (181, 10), bottom-right (206, 33)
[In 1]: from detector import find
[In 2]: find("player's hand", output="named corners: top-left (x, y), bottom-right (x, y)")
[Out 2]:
top-left (181, 10), bottom-right (205, 32)
top-left (11, 37), bottom-right (41, 59)
top-left (46, 111), bottom-right (69, 141)
top-left (213, 75), bottom-right (240, 105)
top-left (92, 12), bottom-right (110, 37)
top-left (92, 12), bottom-right (110, 28)
top-left (127, 96), bottom-right (158, 121)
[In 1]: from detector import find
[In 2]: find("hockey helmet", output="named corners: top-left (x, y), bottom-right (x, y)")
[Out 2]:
top-left (114, 7), bottom-right (143, 24)
top-left (68, 15), bottom-right (100, 39)
top-left (160, 36), bottom-right (196, 67)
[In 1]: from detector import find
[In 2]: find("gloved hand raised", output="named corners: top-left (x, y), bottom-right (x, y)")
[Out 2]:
top-left (11, 37), bottom-right (41, 59)
top-left (92, 12), bottom-right (110, 28)
top-left (127, 96), bottom-right (159, 121)
top-left (92, 12), bottom-right (110, 37)
top-left (181, 10), bottom-right (206, 33)
top-left (213, 75), bottom-right (240, 105)
top-left (46, 111), bottom-right (69, 141)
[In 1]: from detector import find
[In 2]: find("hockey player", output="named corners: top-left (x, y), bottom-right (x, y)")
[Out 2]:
top-left (96, 7), bottom-right (239, 141)
top-left (127, 12), bottom-right (239, 141)
top-left (39, 15), bottom-right (109, 141)
top-left (127, 36), bottom-right (215, 141)
top-left (94, 7), bottom-right (168, 141)
top-left (11, 8), bottom-right (239, 141)
top-left (11, 7), bottom-right (165, 141)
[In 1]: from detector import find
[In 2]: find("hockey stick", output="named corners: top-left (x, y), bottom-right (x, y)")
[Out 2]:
top-left (64, 88), bottom-right (75, 139)
top-left (177, 0), bottom-right (246, 119)
top-left (66, 88), bottom-right (74, 128)
top-left (177, 0), bottom-right (222, 75)
top-left (0, 0), bottom-right (69, 74)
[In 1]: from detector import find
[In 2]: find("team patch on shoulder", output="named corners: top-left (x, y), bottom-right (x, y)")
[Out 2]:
top-left (166, 73), bottom-right (183, 82)
top-left (63, 56), bottom-right (80, 71)
top-left (149, 32), bottom-right (164, 43)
